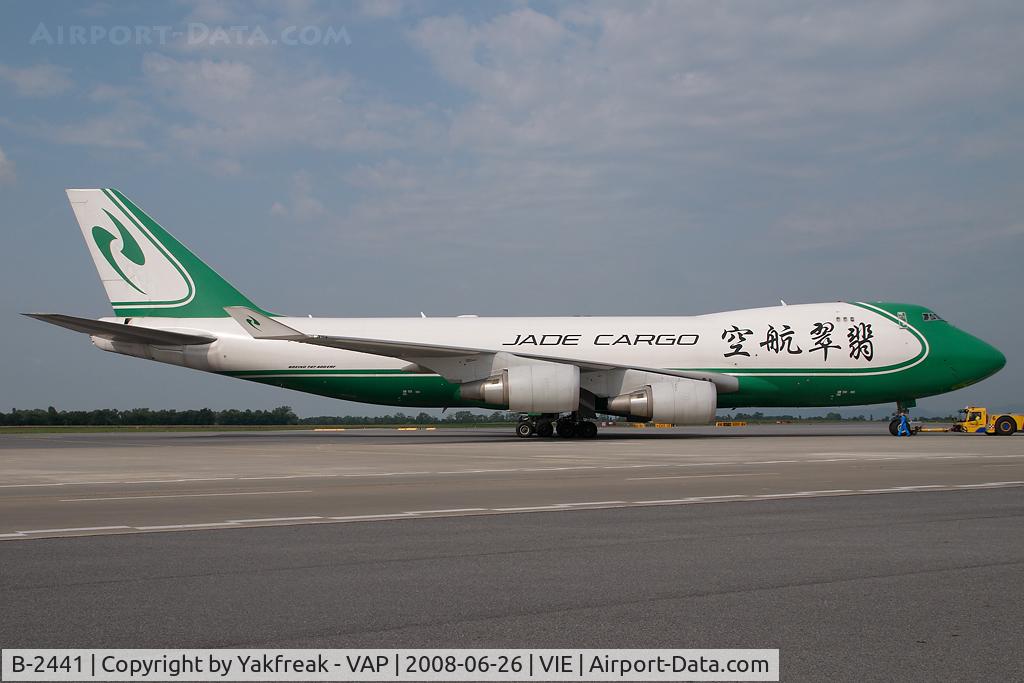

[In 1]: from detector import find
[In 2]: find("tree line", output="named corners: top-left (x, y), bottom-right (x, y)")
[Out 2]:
top-left (0, 406), bottom-right (516, 426)
top-left (1, 407), bottom-right (960, 427)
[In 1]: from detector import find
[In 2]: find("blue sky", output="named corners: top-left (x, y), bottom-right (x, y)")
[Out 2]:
top-left (1, 0), bottom-right (1021, 417)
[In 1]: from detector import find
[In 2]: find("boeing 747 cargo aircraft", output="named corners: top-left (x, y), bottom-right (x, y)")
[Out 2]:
top-left (27, 189), bottom-right (1005, 438)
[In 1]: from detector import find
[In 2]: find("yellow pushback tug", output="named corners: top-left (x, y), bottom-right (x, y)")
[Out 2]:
top-left (950, 406), bottom-right (1023, 435)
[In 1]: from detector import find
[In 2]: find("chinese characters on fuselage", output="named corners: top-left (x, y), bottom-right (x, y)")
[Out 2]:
top-left (809, 322), bottom-right (841, 360)
top-left (721, 326), bottom-right (753, 357)
top-left (760, 324), bottom-right (802, 354)
top-left (847, 323), bottom-right (875, 361)
top-left (722, 322), bottom-right (875, 361)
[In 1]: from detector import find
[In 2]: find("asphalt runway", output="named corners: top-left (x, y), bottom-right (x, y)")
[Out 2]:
top-left (1, 425), bottom-right (1022, 538)
top-left (1, 425), bottom-right (1023, 680)
top-left (1, 489), bottom-right (1022, 680)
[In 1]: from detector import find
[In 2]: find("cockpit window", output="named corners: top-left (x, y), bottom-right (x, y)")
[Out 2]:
top-left (921, 312), bottom-right (943, 321)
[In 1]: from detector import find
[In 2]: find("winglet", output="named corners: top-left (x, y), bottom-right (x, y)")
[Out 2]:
top-left (225, 306), bottom-right (304, 340)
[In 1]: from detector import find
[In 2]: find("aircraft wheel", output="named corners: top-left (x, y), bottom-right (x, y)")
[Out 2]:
top-left (578, 421), bottom-right (598, 439)
top-left (516, 421), bottom-right (536, 438)
top-left (888, 419), bottom-right (900, 436)
top-left (536, 421), bottom-right (554, 438)
top-left (556, 420), bottom-right (577, 438)
top-left (994, 416), bottom-right (1017, 436)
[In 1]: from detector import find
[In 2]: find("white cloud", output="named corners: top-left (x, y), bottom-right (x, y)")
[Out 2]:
top-left (77, 2), bottom-right (113, 18)
top-left (344, 159), bottom-right (423, 191)
top-left (141, 52), bottom-right (431, 154)
top-left (271, 171), bottom-right (326, 221)
top-left (39, 117), bottom-right (148, 149)
top-left (409, 3), bottom-right (1023, 156)
top-left (359, 0), bottom-right (403, 19)
top-left (0, 63), bottom-right (72, 97)
top-left (29, 85), bottom-right (153, 149)
top-left (211, 158), bottom-right (243, 176)
top-left (0, 146), bottom-right (15, 183)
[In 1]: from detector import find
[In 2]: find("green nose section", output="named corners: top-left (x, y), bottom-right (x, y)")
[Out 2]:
top-left (985, 342), bottom-right (1008, 376)
top-left (949, 332), bottom-right (1005, 386)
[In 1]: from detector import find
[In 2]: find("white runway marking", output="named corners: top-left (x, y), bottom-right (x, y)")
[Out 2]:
top-left (756, 493), bottom-right (814, 498)
top-left (3, 482), bottom-right (1023, 540)
top-left (955, 481), bottom-right (1024, 488)
top-left (60, 490), bottom-right (312, 502)
top-left (884, 485), bottom-right (947, 490)
top-left (226, 516), bottom-right (323, 523)
top-left (0, 481), bottom-right (126, 488)
top-left (627, 473), bottom-right (775, 481)
top-left (559, 500), bottom-right (627, 506)
top-left (237, 475), bottom-right (305, 480)
top-left (632, 495), bottom-right (744, 504)
top-left (4, 450), bottom-right (1022, 489)
top-left (860, 486), bottom-right (943, 493)
top-left (342, 471), bottom-right (433, 477)
top-left (16, 525), bottom-right (131, 534)
top-left (633, 498), bottom-right (700, 504)
top-left (806, 458), bottom-right (857, 462)
top-left (136, 522), bottom-right (241, 530)
top-left (122, 478), bottom-right (237, 484)
top-left (847, 450), bottom-right (985, 455)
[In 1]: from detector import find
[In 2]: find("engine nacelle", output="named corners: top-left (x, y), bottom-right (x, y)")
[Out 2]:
top-left (459, 363), bottom-right (580, 413)
top-left (606, 378), bottom-right (717, 424)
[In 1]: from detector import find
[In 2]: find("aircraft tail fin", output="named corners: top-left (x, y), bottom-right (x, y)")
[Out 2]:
top-left (66, 188), bottom-right (267, 318)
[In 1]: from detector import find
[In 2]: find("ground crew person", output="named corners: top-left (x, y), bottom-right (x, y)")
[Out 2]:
top-left (897, 413), bottom-right (911, 436)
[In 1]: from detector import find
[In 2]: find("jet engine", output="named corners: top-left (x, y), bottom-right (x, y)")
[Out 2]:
top-left (606, 378), bottom-right (717, 424)
top-left (458, 363), bottom-right (580, 413)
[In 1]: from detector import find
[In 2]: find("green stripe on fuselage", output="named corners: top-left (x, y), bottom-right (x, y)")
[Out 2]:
top-left (219, 368), bottom-right (956, 409)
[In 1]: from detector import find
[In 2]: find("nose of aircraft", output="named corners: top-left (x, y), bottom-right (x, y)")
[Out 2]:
top-left (948, 330), bottom-right (1006, 385)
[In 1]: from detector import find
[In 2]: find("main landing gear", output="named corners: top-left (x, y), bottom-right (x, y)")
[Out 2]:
top-left (516, 413), bottom-right (598, 439)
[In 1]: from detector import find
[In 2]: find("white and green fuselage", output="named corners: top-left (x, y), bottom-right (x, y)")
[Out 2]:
top-left (31, 189), bottom-right (1006, 419)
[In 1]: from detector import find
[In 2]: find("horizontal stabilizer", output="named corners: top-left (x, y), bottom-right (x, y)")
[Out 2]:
top-left (24, 313), bottom-right (216, 346)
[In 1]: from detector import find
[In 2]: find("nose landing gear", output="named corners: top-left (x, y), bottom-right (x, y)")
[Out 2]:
top-left (889, 400), bottom-right (921, 436)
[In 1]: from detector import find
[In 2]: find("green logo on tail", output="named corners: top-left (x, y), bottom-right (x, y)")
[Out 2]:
top-left (92, 209), bottom-right (146, 294)
top-left (245, 317), bottom-right (261, 329)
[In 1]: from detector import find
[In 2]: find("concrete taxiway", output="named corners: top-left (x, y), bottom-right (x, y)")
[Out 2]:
top-left (1, 424), bottom-right (1022, 538)
top-left (1, 489), bottom-right (1022, 680)
top-left (1, 425), bottom-right (1023, 680)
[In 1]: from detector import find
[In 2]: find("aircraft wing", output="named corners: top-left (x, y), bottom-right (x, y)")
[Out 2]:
top-left (24, 313), bottom-right (217, 346)
top-left (225, 307), bottom-right (738, 393)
